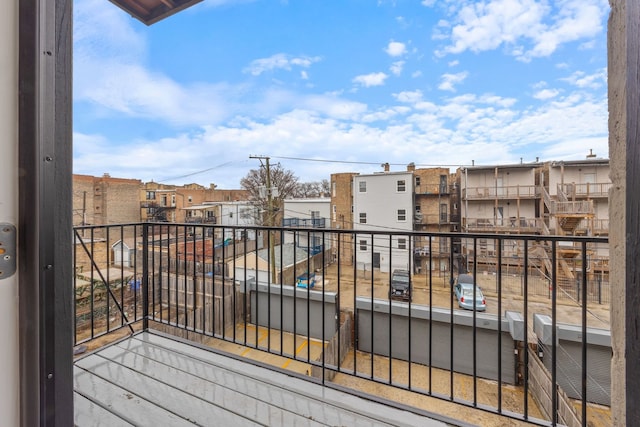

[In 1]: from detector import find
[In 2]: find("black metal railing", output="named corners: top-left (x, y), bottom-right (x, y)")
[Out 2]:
top-left (73, 222), bottom-right (610, 426)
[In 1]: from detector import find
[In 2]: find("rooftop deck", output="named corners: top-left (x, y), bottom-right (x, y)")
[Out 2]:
top-left (74, 331), bottom-right (452, 427)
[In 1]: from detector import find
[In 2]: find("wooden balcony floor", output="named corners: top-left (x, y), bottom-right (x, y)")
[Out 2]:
top-left (74, 331), bottom-right (451, 427)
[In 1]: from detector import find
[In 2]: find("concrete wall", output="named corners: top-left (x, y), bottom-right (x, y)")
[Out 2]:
top-left (608, 4), bottom-right (640, 424)
top-left (355, 298), bottom-right (518, 384)
top-left (247, 281), bottom-right (338, 341)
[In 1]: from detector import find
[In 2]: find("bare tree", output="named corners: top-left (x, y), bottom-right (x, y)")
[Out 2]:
top-left (240, 163), bottom-right (299, 225)
top-left (294, 179), bottom-right (331, 198)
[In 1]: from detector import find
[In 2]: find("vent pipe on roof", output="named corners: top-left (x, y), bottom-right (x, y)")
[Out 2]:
top-left (536, 157), bottom-right (539, 162)
top-left (472, 160), bottom-right (475, 166)
top-left (587, 149), bottom-right (596, 158)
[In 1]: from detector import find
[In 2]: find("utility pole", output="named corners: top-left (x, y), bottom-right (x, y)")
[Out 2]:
top-left (249, 155), bottom-right (277, 283)
top-left (82, 190), bottom-right (87, 237)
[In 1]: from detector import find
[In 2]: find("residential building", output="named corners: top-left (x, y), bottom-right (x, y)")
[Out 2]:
top-left (73, 173), bottom-right (142, 233)
top-left (352, 169), bottom-right (414, 273)
top-left (460, 161), bottom-right (543, 237)
top-left (412, 164), bottom-right (459, 274)
top-left (330, 172), bottom-right (357, 265)
top-left (140, 181), bottom-right (249, 222)
top-left (544, 157), bottom-right (610, 237)
top-left (282, 198), bottom-right (331, 254)
top-left (459, 155), bottom-right (611, 289)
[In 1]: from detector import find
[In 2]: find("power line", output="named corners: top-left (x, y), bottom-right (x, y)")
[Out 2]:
top-left (270, 155), bottom-right (468, 168)
top-left (156, 160), bottom-right (241, 183)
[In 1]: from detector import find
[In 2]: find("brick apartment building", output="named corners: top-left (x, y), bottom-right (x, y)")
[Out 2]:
top-left (141, 181), bottom-right (249, 223)
top-left (73, 173), bottom-right (142, 229)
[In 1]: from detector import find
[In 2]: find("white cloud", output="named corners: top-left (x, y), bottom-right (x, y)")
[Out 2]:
top-left (244, 53), bottom-right (322, 76)
top-left (300, 71), bottom-right (309, 80)
top-left (434, 0), bottom-right (609, 61)
top-left (385, 41), bottom-right (407, 57)
top-left (74, 85), bottom-right (608, 186)
top-left (448, 60), bottom-right (459, 67)
top-left (533, 88), bottom-right (560, 100)
top-left (352, 72), bottom-right (389, 87)
top-left (390, 61), bottom-right (405, 76)
top-left (393, 90), bottom-right (423, 104)
top-left (438, 71), bottom-right (468, 92)
top-left (73, 0), bottom-right (609, 187)
top-left (561, 69), bottom-right (607, 89)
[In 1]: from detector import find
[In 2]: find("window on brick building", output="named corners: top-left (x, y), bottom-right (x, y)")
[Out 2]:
top-left (146, 191), bottom-right (156, 200)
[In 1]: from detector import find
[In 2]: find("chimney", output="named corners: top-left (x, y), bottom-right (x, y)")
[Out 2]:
top-left (382, 162), bottom-right (390, 172)
top-left (407, 162), bottom-right (415, 172)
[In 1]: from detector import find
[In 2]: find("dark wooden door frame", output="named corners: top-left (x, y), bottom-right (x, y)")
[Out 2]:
top-left (18, 0), bottom-right (73, 425)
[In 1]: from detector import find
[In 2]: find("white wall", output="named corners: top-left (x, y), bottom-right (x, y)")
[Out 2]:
top-left (282, 199), bottom-right (331, 248)
top-left (548, 162), bottom-right (610, 196)
top-left (219, 202), bottom-right (257, 240)
top-left (353, 173), bottom-right (413, 272)
top-left (0, 0), bottom-right (19, 423)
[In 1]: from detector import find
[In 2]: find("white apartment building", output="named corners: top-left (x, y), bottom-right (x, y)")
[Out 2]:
top-left (545, 158), bottom-right (610, 237)
top-left (282, 198), bottom-right (331, 254)
top-left (183, 201), bottom-right (259, 241)
top-left (461, 162), bottom-right (542, 235)
top-left (352, 172), bottom-right (414, 273)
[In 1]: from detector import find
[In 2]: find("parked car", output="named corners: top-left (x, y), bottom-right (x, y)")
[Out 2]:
top-left (390, 269), bottom-right (411, 301)
top-left (453, 274), bottom-right (486, 311)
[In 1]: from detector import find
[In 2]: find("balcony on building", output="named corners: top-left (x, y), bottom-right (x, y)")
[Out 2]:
top-left (462, 185), bottom-right (540, 201)
top-left (463, 217), bottom-right (543, 234)
top-left (282, 217), bottom-right (327, 228)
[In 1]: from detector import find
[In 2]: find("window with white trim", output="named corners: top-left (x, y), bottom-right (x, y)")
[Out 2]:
top-left (397, 180), bottom-right (406, 192)
top-left (360, 240), bottom-right (367, 251)
top-left (398, 238), bottom-right (407, 250)
top-left (359, 181), bottom-right (367, 192)
top-left (359, 213), bottom-right (367, 224)
top-left (397, 209), bottom-right (406, 221)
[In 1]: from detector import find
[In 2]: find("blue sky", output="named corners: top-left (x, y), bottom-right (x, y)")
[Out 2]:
top-left (73, 0), bottom-right (610, 188)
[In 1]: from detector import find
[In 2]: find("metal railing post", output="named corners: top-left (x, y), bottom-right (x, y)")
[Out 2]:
top-left (142, 223), bottom-right (149, 331)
